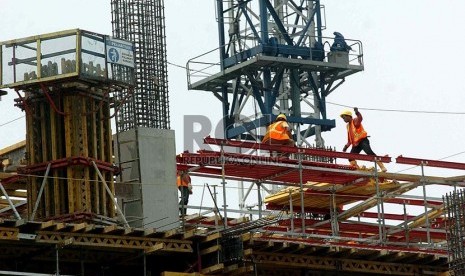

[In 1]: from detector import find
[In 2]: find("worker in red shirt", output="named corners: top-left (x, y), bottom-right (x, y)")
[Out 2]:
top-left (340, 107), bottom-right (387, 172)
top-left (176, 170), bottom-right (192, 216)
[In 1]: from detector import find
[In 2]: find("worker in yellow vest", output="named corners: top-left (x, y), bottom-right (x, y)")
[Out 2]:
top-left (176, 170), bottom-right (192, 216)
top-left (340, 107), bottom-right (387, 172)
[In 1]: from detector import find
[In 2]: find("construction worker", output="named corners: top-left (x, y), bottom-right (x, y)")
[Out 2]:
top-left (176, 170), bottom-right (192, 216)
top-left (262, 114), bottom-right (295, 156)
top-left (340, 107), bottom-right (387, 172)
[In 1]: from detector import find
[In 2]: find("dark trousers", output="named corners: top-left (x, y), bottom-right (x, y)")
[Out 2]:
top-left (349, 138), bottom-right (376, 160)
top-left (265, 138), bottom-right (295, 157)
top-left (178, 186), bottom-right (189, 216)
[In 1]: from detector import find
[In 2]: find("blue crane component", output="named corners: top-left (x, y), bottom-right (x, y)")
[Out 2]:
top-left (187, 0), bottom-right (364, 146)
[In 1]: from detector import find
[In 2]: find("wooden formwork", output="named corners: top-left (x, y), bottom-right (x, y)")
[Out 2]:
top-left (22, 84), bottom-right (115, 220)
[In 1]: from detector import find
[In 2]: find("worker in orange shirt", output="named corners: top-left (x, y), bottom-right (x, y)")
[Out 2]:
top-left (262, 114), bottom-right (295, 156)
top-left (176, 170), bottom-right (192, 216)
top-left (340, 107), bottom-right (387, 172)
top-left (262, 114), bottom-right (295, 146)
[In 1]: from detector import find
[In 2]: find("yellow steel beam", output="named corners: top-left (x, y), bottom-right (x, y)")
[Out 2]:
top-left (0, 227), bottom-right (19, 240)
top-left (36, 231), bottom-right (193, 253)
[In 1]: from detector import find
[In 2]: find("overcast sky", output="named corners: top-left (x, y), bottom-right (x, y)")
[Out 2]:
top-left (1, 1), bottom-right (465, 211)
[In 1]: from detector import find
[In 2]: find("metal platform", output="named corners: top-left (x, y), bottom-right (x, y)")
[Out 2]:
top-left (189, 54), bottom-right (364, 92)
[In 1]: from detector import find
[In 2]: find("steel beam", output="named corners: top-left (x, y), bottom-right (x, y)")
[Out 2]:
top-left (396, 155), bottom-right (465, 170)
top-left (204, 136), bottom-right (392, 163)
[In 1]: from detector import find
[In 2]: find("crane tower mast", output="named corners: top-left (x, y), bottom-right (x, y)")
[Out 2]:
top-left (188, 0), bottom-right (364, 147)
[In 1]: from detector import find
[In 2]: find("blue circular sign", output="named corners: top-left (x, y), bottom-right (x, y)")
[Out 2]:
top-left (108, 48), bottom-right (120, 62)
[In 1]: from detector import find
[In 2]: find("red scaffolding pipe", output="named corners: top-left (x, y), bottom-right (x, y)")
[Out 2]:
top-left (396, 155), bottom-right (465, 170)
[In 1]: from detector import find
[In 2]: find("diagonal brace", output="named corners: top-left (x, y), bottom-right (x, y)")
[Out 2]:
top-left (31, 163), bottom-right (51, 220)
top-left (92, 161), bottom-right (130, 228)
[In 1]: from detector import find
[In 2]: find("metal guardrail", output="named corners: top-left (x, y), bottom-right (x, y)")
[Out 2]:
top-left (0, 29), bottom-right (134, 89)
top-left (187, 35), bottom-right (363, 88)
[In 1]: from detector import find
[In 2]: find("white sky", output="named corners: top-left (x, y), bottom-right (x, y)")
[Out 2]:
top-left (1, 1), bottom-right (465, 214)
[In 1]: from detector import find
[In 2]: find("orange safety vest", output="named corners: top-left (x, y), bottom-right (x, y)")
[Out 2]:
top-left (177, 173), bottom-right (190, 187)
top-left (262, 121), bottom-right (291, 143)
top-left (347, 120), bottom-right (367, 146)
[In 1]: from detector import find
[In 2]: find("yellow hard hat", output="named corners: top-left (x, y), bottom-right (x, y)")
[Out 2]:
top-left (276, 114), bottom-right (287, 121)
top-left (340, 109), bottom-right (352, 118)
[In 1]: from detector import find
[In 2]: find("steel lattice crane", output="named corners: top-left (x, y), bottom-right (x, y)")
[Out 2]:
top-left (187, 0), bottom-right (364, 148)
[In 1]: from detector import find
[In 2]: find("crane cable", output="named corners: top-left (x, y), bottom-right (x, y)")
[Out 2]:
top-left (327, 101), bottom-right (465, 115)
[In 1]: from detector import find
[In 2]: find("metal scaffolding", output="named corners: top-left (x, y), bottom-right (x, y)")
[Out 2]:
top-left (176, 137), bottom-right (465, 258)
top-left (111, 0), bottom-right (170, 131)
top-left (445, 189), bottom-right (465, 275)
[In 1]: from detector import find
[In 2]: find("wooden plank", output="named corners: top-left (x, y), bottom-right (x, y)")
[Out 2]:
top-left (56, 106), bottom-right (65, 215)
top-left (144, 243), bottom-right (164, 254)
top-left (40, 104), bottom-right (51, 218)
top-left (71, 222), bottom-right (87, 232)
top-left (227, 266), bottom-right (254, 275)
top-left (200, 244), bottom-right (221, 256)
top-left (0, 193), bottom-right (24, 206)
top-left (163, 228), bottom-right (180, 238)
top-left (64, 96), bottom-right (75, 213)
top-left (242, 232), bottom-right (252, 242)
top-left (446, 175), bottom-right (465, 182)
top-left (223, 264), bottom-right (238, 273)
top-left (54, 223), bottom-right (66, 231)
top-left (229, 216), bottom-right (249, 225)
top-left (84, 224), bottom-right (95, 232)
top-left (40, 220), bottom-right (55, 230)
top-left (73, 97), bottom-right (83, 211)
top-left (0, 172), bottom-right (17, 180)
top-left (144, 228), bottom-right (156, 236)
top-left (223, 264), bottom-right (254, 275)
top-left (200, 263), bottom-right (223, 274)
top-left (26, 108), bottom-right (36, 219)
top-left (98, 107), bottom-right (107, 216)
top-left (243, 248), bottom-right (253, 256)
top-left (81, 100), bottom-right (91, 212)
top-left (183, 228), bottom-right (196, 239)
top-left (0, 140), bottom-right (26, 156)
top-left (90, 100), bottom-right (99, 213)
top-left (4, 190), bottom-right (27, 198)
top-left (103, 224), bottom-right (118, 234)
top-left (202, 232), bottom-right (221, 242)
top-left (161, 272), bottom-right (205, 276)
top-left (50, 105), bottom-right (60, 216)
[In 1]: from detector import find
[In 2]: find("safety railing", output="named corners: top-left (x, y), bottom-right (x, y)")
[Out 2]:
top-left (0, 29), bottom-right (135, 89)
top-left (187, 35), bottom-right (363, 89)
